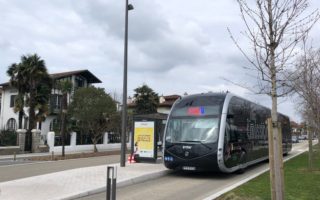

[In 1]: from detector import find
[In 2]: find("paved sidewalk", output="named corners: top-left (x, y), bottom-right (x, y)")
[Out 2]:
top-left (0, 161), bottom-right (168, 200)
top-left (0, 152), bottom-right (52, 160)
top-left (0, 149), bottom-right (121, 160)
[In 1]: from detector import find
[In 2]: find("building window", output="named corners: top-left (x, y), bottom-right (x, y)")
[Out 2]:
top-left (24, 117), bottom-right (29, 129)
top-left (7, 118), bottom-right (17, 131)
top-left (75, 76), bottom-right (84, 88)
top-left (50, 118), bottom-right (60, 132)
top-left (50, 94), bottom-right (62, 110)
top-left (10, 95), bottom-right (16, 108)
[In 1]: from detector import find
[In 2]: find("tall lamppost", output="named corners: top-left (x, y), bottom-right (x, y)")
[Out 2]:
top-left (121, 0), bottom-right (134, 167)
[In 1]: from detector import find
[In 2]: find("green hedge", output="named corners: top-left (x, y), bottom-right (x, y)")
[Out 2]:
top-left (0, 130), bottom-right (17, 146)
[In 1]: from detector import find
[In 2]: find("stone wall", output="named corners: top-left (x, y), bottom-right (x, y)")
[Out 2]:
top-left (0, 146), bottom-right (20, 155)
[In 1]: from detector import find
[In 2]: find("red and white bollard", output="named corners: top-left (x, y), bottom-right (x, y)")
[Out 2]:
top-left (127, 154), bottom-right (136, 164)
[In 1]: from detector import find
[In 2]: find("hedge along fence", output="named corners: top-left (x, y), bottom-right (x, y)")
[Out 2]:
top-left (0, 130), bottom-right (17, 146)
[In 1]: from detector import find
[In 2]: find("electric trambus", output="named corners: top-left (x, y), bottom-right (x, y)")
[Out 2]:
top-left (163, 92), bottom-right (292, 173)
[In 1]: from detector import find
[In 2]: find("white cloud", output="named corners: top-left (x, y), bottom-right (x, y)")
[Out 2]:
top-left (1, 0), bottom-right (319, 122)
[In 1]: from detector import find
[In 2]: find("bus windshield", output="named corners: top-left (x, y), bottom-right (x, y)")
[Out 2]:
top-left (165, 117), bottom-right (220, 143)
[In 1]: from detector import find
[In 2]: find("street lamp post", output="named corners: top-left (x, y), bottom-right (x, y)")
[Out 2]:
top-left (121, 0), bottom-right (134, 167)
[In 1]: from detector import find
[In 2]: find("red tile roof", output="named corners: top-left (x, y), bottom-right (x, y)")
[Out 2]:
top-left (162, 95), bottom-right (181, 100)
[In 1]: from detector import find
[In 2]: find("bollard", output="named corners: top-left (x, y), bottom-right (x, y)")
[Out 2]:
top-left (13, 152), bottom-right (16, 161)
top-left (51, 151), bottom-right (54, 161)
top-left (106, 166), bottom-right (117, 200)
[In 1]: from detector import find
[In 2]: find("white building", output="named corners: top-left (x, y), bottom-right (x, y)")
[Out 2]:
top-left (157, 95), bottom-right (181, 114)
top-left (0, 69), bottom-right (101, 138)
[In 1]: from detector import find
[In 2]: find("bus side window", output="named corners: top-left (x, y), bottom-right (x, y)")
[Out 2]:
top-left (227, 98), bottom-right (238, 143)
top-left (225, 122), bottom-right (230, 144)
top-left (229, 128), bottom-right (237, 142)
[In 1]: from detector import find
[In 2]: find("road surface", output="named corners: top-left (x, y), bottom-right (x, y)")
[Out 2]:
top-left (77, 141), bottom-right (309, 200)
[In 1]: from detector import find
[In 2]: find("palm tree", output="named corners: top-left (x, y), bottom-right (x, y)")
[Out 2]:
top-left (14, 94), bottom-right (26, 129)
top-left (7, 54), bottom-right (52, 151)
top-left (35, 80), bottom-right (52, 127)
top-left (24, 54), bottom-right (52, 151)
top-left (133, 84), bottom-right (159, 114)
top-left (56, 80), bottom-right (73, 157)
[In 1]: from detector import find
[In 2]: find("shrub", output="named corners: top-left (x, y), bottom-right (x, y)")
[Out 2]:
top-left (0, 130), bottom-right (17, 146)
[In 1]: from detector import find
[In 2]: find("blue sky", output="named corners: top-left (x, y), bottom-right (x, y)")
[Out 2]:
top-left (1, 0), bottom-right (320, 122)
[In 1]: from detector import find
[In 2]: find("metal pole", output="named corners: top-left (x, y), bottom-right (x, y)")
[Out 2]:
top-left (112, 167), bottom-right (117, 200)
top-left (106, 167), bottom-right (111, 200)
top-left (121, 0), bottom-right (129, 167)
top-left (106, 166), bottom-right (117, 200)
top-left (121, 0), bottom-right (134, 167)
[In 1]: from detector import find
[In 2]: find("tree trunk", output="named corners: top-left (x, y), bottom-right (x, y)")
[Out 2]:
top-left (93, 138), bottom-right (98, 153)
top-left (307, 124), bottom-right (313, 170)
top-left (28, 90), bottom-right (37, 130)
top-left (61, 93), bottom-right (68, 158)
top-left (18, 110), bottom-right (23, 129)
top-left (316, 117), bottom-right (320, 152)
top-left (318, 131), bottom-right (320, 150)
top-left (61, 112), bottom-right (66, 158)
top-left (27, 89), bottom-right (36, 152)
top-left (270, 45), bottom-right (285, 200)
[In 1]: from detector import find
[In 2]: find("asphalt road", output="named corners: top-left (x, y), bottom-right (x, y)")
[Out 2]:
top-left (0, 154), bottom-right (120, 182)
top-left (76, 141), bottom-right (309, 200)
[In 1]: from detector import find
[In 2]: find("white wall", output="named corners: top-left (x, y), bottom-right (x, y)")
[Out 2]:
top-left (157, 107), bottom-right (171, 114)
top-left (41, 116), bottom-right (55, 137)
top-left (1, 73), bottom-right (103, 139)
top-left (47, 132), bottom-right (131, 153)
top-left (0, 87), bottom-right (53, 133)
top-left (0, 87), bottom-right (18, 130)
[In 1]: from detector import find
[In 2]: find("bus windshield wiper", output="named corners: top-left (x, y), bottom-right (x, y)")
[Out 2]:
top-left (179, 140), bottom-right (198, 143)
top-left (199, 141), bottom-right (212, 150)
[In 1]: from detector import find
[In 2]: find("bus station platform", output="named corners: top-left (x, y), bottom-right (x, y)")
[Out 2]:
top-left (0, 161), bottom-right (169, 200)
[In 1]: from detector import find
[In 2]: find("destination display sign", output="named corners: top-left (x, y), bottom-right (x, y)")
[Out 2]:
top-left (172, 106), bottom-right (220, 117)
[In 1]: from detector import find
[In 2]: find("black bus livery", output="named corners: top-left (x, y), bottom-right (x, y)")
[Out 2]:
top-left (163, 92), bottom-right (292, 173)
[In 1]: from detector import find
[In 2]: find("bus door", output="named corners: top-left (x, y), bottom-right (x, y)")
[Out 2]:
top-left (224, 122), bottom-right (247, 168)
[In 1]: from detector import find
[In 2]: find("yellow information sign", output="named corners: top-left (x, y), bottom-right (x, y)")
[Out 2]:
top-left (134, 121), bottom-right (155, 158)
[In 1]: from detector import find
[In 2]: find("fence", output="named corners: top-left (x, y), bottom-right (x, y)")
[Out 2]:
top-left (47, 132), bottom-right (131, 153)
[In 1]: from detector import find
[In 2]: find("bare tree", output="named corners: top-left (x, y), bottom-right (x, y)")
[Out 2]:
top-left (230, 0), bottom-right (319, 199)
top-left (111, 89), bottom-right (121, 103)
top-left (293, 41), bottom-right (320, 169)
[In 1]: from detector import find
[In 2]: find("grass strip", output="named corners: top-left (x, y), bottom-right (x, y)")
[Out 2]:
top-left (217, 150), bottom-right (320, 200)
